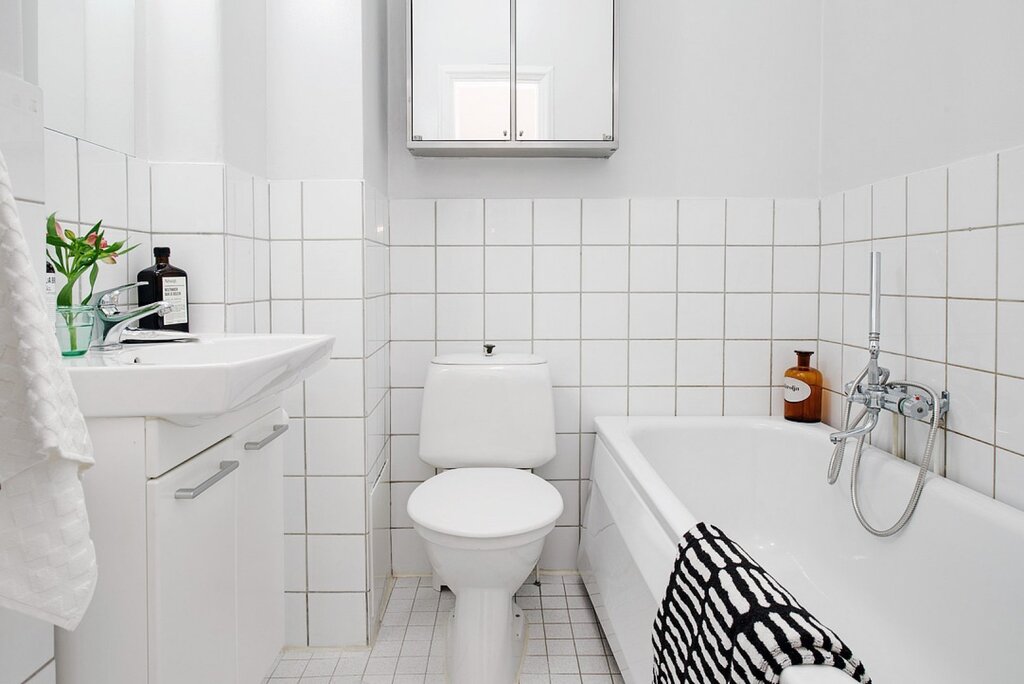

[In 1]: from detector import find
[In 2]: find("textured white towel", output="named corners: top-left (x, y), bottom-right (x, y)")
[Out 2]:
top-left (0, 147), bottom-right (97, 630)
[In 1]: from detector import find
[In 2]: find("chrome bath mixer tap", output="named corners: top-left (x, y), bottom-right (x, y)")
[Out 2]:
top-left (826, 252), bottom-right (950, 536)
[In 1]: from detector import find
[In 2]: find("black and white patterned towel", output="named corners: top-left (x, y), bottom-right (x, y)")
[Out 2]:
top-left (653, 523), bottom-right (871, 684)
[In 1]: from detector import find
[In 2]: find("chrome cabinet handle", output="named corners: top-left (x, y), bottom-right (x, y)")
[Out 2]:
top-left (175, 461), bottom-right (239, 500)
top-left (244, 424), bottom-right (289, 451)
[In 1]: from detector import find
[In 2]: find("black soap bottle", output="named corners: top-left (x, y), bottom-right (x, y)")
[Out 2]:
top-left (137, 247), bottom-right (189, 331)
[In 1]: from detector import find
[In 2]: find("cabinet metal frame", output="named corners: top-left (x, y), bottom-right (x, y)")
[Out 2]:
top-left (406, 0), bottom-right (618, 158)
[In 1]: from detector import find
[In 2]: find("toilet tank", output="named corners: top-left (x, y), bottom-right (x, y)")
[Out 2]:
top-left (418, 353), bottom-right (556, 469)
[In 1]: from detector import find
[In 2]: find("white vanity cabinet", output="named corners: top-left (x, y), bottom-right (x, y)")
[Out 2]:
top-left (57, 399), bottom-right (288, 684)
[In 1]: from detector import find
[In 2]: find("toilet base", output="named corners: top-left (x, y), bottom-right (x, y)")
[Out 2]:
top-left (445, 594), bottom-right (527, 684)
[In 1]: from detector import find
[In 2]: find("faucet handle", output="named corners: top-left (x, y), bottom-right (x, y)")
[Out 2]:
top-left (96, 282), bottom-right (148, 310)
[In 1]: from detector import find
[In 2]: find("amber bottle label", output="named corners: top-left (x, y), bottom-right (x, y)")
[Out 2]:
top-left (784, 378), bottom-right (812, 402)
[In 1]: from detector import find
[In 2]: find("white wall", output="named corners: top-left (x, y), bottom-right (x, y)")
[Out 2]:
top-left (223, 0), bottom-right (268, 177)
top-left (266, 0), bottom-right (364, 180)
top-left (820, 0), bottom-right (1024, 194)
top-left (387, 0), bottom-right (823, 199)
top-left (362, 0), bottom-right (390, 191)
top-left (0, 0), bottom-right (25, 78)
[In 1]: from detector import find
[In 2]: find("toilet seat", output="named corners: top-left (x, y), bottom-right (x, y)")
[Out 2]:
top-left (408, 468), bottom-right (563, 540)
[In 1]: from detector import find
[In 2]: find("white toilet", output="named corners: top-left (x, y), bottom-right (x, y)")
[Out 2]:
top-left (406, 351), bottom-right (563, 684)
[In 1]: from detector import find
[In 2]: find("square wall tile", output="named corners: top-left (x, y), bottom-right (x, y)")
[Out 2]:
top-left (948, 154), bottom-right (998, 230)
top-left (271, 241), bottom-right (303, 299)
top-left (871, 176), bottom-right (906, 238)
top-left (308, 593), bottom-right (367, 647)
top-left (151, 163), bottom-right (224, 233)
top-left (284, 593), bottom-right (307, 646)
top-left (774, 198), bottom-right (819, 245)
top-left (44, 130), bottom-right (78, 222)
top-left (392, 295), bottom-right (435, 340)
top-left (629, 293), bottom-right (676, 339)
top-left (270, 180), bottom-right (302, 239)
top-left (843, 185), bottom-right (871, 242)
top-left (630, 246), bottom-right (676, 292)
top-left (998, 226), bottom-right (1024, 300)
top-left (998, 301), bottom-right (1024, 378)
top-left (996, 449), bottom-right (1024, 510)
top-left (153, 234), bottom-right (225, 303)
top-left (79, 141), bottom-right (127, 228)
top-left (724, 387), bottom-right (771, 416)
top-left (437, 246), bottom-right (483, 292)
top-left (304, 299), bottom-right (364, 358)
top-left (725, 246), bottom-right (772, 292)
top-left (581, 246), bottom-right (628, 292)
top-left (485, 246), bottom-right (532, 292)
top-left (678, 246), bottom-right (724, 292)
top-left (306, 417), bottom-right (366, 475)
top-left (307, 535), bottom-right (366, 591)
top-left (628, 340), bottom-right (676, 385)
top-left (676, 340), bottom-right (723, 385)
top-left (726, 198), bottom-right (773, 245)
top-left (999, 147), bottom-right (1024, 226)
top-left (303, 179), bottom-right (363, 239)
top-left (819, 244), bottom-right (843, 294)
top-left (676, 387), bottom-right (724, 416)
top-left (582, 199), bottom-right (628, 244)
top-left (127, 157), bottom-right (151, 232)
top-left (391, 199), bottom-right (435, 245)
top-left (390, 246), bottom-right (435, 293)
top-left (679, 198), bottom-right (726, 245)
top-left (820, 192), bottom-right (843, 244)
top-left (307, 476), bottom-right (366, 534)
top-left (437, 199), bottom-right (483, 245)
top-left (907, 166), bottom-right (947, 235)
top-left (948, 228), bottom-right (996, 299)
top-left (677, 293), bottom-right (724, 339)
top-left (628, 387), bottom-right (676, 415)
top-left (253, 178), bottom-right (269, 239)
top-left (630, 198), bottom-right (677, 244)
top-left (225, 167), bottom-right (253, 238)
top-left (485, 293), bottom-right (532, 340)
top-left (725, 293), bottom-right (771, 339)
top-left (485, 199), bottom-right (532, 244)
top-left (534, 199), bottom-right (581, 244)
top-left (305, 359), bottom-right (364, 417)
top-left (303, 240), bottom-right (363, 298)
top-left (947, 299), bottom-right (996, 371)
top-left (534, 294), bottom-right (580, 340)
top-left (946, 365), bottom-right (995, 443)
top-left (906, 233), bottom-right (946, 297)
top-left (772, 293), bottom-right (818, 339)
top-left (580, 387), bottom-right (627, 431)
top-left (225, 235), bottom-right (254, 303)
top-left (581, 340), bottom-right (627, 386)
top-left (773, 246), bottom-right (819, 292)
top-left (534, 340), bottom-right (580, 386)
top-left (436, 294), bottom-right (482, 340)
top-left (581, 293), bottom-right (628, 339)
top-left (534, 246), bottom-right (581, 292)
top-left (946, 433), bottom-right (994, 497)
top-left (996, 375), bottom-right (1024, 455)
top-left (724, 340), bottom-right (771, 385)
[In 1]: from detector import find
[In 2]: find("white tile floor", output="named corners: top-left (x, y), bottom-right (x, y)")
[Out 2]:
top-left (266, 574), bottom-right (624, 684)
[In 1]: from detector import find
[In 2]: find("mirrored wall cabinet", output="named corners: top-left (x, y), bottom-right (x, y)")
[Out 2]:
top-left (407, 0), bottom-right (617, 158)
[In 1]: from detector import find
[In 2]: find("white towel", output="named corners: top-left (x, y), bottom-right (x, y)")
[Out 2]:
top-left (0, 147), bottom-right (97, 630)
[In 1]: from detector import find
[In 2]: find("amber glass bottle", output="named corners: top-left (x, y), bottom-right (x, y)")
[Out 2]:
top-left (783, 350), bottom-right (822, 423)
top-left (137, 247), bottom-right (190, 332)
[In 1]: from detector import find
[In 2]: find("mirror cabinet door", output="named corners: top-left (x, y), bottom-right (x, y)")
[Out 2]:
top-left (411, 0), bottom-right (512, 141)
top-left (515, 0), bottom-right (614, 142)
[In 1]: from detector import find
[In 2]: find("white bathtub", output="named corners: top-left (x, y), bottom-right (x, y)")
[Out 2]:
top-left (578, 416), bottom-right (1024, 684)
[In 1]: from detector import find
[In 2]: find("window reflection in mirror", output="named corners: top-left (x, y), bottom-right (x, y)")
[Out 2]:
top-left (412, 0), bottom-right (511, 141)
top-left (516, 0), bottom-right (614, 141)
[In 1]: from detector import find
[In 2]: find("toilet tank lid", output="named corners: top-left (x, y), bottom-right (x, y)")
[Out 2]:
top-left (431, 353), bottom-right (547, 366)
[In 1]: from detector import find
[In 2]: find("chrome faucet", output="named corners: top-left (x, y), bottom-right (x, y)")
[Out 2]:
top-left (826, 251), bottom-right (950, 536)
top-left (92, 282), bottom-right (172, 351)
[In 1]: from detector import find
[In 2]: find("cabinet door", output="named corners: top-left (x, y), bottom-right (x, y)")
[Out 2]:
top-left (515, 0), bottom-right (614, 141)
top-left (411, 0), bottom-right (512, 141)
top-left (147, 446), bottom-right (239, 684)
top-left (235, 411), bottom-right (287, 684)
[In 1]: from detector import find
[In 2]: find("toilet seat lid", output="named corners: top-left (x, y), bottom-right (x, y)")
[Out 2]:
top-left (407, 468), bottom-right (563, 539)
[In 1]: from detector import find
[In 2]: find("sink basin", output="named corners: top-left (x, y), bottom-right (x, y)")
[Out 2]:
top-left (64, 334), bottom-right (333, 421)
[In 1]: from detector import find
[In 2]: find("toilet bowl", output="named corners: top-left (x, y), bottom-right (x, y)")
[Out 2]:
top-left (408, 468), bottom-right (562, 684)
top-left (408, 352), bottom-right (560, 684)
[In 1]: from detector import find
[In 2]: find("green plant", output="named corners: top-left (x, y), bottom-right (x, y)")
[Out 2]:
top-left (45, 213), bottom-right (135, 307)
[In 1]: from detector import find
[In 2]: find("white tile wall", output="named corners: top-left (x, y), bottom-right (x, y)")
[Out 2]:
top-left (271, 179), bottom-right (392, 649)
top-left (819, 146), bottom-right (1024, 509)
top-left (388, 197), bottom-right (821, 575)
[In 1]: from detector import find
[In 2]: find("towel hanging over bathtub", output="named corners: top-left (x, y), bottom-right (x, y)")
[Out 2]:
top-left (0, 147), bottom-right (97, 630)
top-left (652, 522), bottom-right (871, 684)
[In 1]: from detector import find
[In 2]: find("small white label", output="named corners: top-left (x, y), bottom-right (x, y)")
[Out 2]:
top-left (162, 277), bottom-right (188, 326)
top-left (784, 377), bottom-right (812, 403)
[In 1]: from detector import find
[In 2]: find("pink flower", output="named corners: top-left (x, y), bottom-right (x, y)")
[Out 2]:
top-left (85, 234), bottom-right (109, 250)
top-left (101, 255), bottom-right (117, 265)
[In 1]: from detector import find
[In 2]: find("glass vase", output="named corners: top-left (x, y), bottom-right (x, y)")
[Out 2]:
top-left (55, 305), bottom-right (96, 357)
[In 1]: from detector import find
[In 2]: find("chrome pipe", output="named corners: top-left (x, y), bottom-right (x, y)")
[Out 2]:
top-left (868, 251), bottom-right (881, 352)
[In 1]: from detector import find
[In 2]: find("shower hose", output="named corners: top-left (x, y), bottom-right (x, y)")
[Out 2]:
top-left (826, 364), bottom-right (942, 537)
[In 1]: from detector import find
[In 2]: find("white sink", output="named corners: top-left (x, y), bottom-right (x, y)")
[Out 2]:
top-left (64, 334), bottom-right (333, 421)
